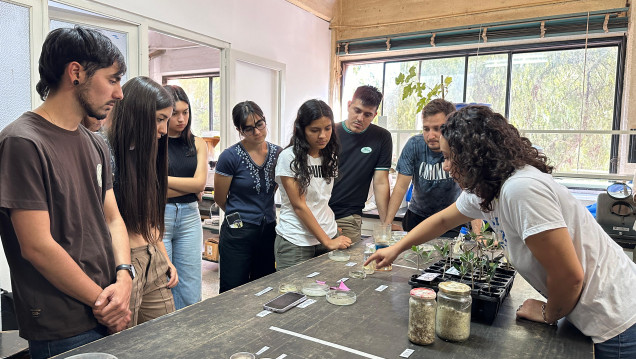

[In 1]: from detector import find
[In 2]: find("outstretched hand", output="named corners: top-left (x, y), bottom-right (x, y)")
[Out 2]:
top-left (364, 245), bottom-right (400, 269)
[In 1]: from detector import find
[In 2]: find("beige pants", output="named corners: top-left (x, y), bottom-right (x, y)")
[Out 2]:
top-left (336, 214), bottom-right (362, 243)
top-left (129, 244), bottom-right (175, 327)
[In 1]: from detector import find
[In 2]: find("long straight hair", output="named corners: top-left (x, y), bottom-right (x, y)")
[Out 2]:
top-left (164, 85), bottom-right (196, 156)
top-left (108, 76), bottom-right (173, 242)
top-left (287, 99), bottom-right (339, 195)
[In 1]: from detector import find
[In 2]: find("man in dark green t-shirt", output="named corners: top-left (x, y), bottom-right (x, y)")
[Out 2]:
top-left (329, 86), bottom-right (392, 242)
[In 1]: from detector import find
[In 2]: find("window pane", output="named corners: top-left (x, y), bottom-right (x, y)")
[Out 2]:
top-left (509, 48), bottom-right (618, 131)
top-left (524, 132), bottom-right (613, 174)
top-left (212, 77), bottom-right (220, 132)
top-left (419, 57), bottom-right (465, 104)
top-left (167, 77), bottom-right (210, 136)
top-left (383, 61), bottom-right (419, 130)
top-left (341, 63), bottom-right (384, 122)
top-left (1, 1), bottom-right (31, 130)
top-left (466, 54), bottom-right (508, 113)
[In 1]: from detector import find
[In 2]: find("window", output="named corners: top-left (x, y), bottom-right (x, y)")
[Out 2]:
top-left (340, 39), bottom-right (626, 182)
top-left (165, 76), bottom-right (221, 135)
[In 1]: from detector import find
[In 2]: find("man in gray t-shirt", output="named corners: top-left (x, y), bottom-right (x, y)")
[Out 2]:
top-left (383, 99), bottom-right (481, 235)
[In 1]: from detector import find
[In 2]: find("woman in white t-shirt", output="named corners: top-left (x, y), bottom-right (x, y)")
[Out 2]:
top-left (366, 105), bottom-right (636, 358)
top-left (274, 99), bottom-right (352, 270)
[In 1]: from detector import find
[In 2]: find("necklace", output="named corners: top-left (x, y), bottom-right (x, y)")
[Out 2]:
top-left (41, 108), bottom-right (58, 127)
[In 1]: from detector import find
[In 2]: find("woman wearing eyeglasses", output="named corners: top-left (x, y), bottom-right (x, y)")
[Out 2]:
top-left (161, 85), bottom-right (208, 309)
top-left (214, 101), bottom-right (282, 293)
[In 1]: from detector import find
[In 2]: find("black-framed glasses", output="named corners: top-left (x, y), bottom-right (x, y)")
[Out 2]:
top-left (241, 119), bottom-right (266, 136)
top-left (607, 182), bottom-right (634, 216)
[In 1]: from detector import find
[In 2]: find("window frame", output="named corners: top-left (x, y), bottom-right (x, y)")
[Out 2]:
top-left (340, 36), bottom-right (628, 181)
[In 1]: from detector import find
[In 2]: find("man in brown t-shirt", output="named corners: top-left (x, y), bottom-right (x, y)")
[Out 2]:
top-left (0, 26), bottom-right (132, 358)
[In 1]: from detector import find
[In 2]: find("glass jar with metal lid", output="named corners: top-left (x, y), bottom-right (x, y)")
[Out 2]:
top-left (408, 287), bottom-right (437, 345)
top-left (435, 281), bottom-right (471, 342)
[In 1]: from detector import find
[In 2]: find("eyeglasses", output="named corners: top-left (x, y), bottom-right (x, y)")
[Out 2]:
top-left (241, 119), bottom-right (266, 136)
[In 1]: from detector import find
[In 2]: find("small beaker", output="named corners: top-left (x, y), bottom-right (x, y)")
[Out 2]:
top-left (373, 223), bottom-right (392, 271)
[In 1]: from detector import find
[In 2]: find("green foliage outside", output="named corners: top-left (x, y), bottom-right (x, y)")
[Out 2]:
top-left (167, 77), bottom-right (221, 135)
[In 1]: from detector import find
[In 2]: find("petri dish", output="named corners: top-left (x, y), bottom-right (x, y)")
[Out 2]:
top-left (348, 269), bottom-right (366, 279)
top-left (66, 354), bottom-right (118, 359)
top-left (326, 289), bottom-right (357, 306)
top-left (229, 353), bottom-right (255, 359)
top-left (328, 250), bottom-right (351, 262)
top-left (301, 281), bottom-right (330, 297)
top-left (278, 282), bottom-right (300, 293)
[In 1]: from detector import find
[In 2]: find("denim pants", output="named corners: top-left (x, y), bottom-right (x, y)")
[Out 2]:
top-left (163, 201), bottom-right (203, 310)
top-left (595, 322), bottom-right (636, 359)
top-left (28, 325), bottom-right (107, 359)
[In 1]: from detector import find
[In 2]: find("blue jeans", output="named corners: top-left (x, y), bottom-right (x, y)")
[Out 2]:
top-left (595, 322), bottom-right (636, 359)
top-left (28, 325), bottom-right (107, 359)
top-left (163, 201), bottom-right (203, 310)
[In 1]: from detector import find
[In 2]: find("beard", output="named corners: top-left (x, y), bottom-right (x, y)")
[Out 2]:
top-left (76, 80), bottom-right (109, 120)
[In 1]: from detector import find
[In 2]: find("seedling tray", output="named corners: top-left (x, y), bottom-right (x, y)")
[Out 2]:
top-left (408, 259), bottom-right (516, 325)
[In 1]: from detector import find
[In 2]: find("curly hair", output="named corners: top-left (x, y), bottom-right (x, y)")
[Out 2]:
top-left (441, 105), bottom-right (553, 212)
top-left (287, 99), bottom-right (339, 195)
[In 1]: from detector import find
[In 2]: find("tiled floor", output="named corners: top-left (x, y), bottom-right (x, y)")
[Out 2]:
top-left (201, 259), bottom-right (220, 300)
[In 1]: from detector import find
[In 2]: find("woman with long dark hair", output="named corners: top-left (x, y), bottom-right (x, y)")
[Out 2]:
top-left (274, 99), bottom-right (352, 270)
top-left (107, 76), bottom-right (177, 327)
top-left (161, 85), bottom-right (207, 309)
top-left (214, 101), bottom-right (281, 292)
top-left (366, 105), bottom-right (636, 358)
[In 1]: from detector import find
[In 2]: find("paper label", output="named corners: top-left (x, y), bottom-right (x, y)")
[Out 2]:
top-left (445, 267), bottom-right (460, 276)
top-left (255, 346), bottom-right (270, 355)
top-left (297, 299), bottom-right (316, 308)
top-left (275, 355), bottom-right (287, 359)
top-left (375, 285), bottom-right (388, 292)
top-left (255, 287), bottom-right (273, 296)
top-left (257, 310), bottom-right (272, 317)
top-left (306, 272), bottom-right (320, 278)
top-left (345, 262), bottom-right (357, 267)
top-left (417, 273), bottom-right (440, 281)
top-left (400, 348), bottom-right (415, 357)
top-left (338, 277), bottom-right (349, 283)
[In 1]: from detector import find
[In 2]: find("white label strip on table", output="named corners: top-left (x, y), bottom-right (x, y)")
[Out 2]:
top-left (255, 287), bottom-right (273, 296)
top-left (338, 277), bottom-right (349, 283)
top-left (257, 310), bottom-right (273, 317)
top-left (255, 346), bottom-right (270, 355)
top-left (345, 262), bottom-right (357, 267)
top-left (392, 263), bottom-right (418, 270)
top-left (375, 285), bottom-right (388, 292)
top-left (400, 348), bottom-right (415, 358)
top-left (269, 326), bottom-right (386, 359)
top-left (275, 355), bottom-right (287, 359)
top-left (297, 299), bottom-right (316, 308)
top-left (445, 267), bottom-right (460, 276)
top-left (306, 272), bottom-right (320, 278)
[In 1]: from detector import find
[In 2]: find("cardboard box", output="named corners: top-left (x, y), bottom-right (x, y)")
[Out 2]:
top-left (203, 237), bottom-right (219, 262)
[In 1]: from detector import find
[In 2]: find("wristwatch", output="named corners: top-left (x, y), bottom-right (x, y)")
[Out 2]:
top-left (116, 264), bottom-right (136, 280)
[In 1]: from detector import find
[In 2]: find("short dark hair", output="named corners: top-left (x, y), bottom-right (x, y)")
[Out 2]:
top-left (36, 26), bottom-right (126, 100)
top-left (352, 85), bottom-right (383, 109)
top-left (422, 98), bottom-right (456, 119)
top-left (232, 101), bottom-right (265, 132)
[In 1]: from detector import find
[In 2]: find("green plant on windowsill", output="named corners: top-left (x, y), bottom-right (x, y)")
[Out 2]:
top-left (395, 65), bottom-right (453, 113)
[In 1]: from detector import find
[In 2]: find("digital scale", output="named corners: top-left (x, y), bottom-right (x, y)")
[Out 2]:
top-left (595, 183), bottom-right (636, 249)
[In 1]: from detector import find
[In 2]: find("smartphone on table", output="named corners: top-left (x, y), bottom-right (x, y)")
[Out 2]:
top-left (263, 292), bottom-right (307, 313)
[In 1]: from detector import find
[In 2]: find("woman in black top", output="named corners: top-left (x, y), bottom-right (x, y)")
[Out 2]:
top-left (162, 85), bottom-right (208, 309)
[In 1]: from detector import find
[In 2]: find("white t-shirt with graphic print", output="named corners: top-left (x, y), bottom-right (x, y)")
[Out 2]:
top-left (275, 147), bottom-right (338, 246)
top-left (456, 165), bottom-right (636, 343)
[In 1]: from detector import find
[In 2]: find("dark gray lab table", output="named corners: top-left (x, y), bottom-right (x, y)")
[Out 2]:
top-left (55, 240), bottom-right (592, 359)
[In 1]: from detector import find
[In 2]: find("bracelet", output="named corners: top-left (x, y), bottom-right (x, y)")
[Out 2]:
top-left (541, 303), bottom-right (557, 326)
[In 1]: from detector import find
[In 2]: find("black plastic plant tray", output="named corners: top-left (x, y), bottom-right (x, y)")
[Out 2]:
top-left (408, 259), bottom-right (517, 325)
